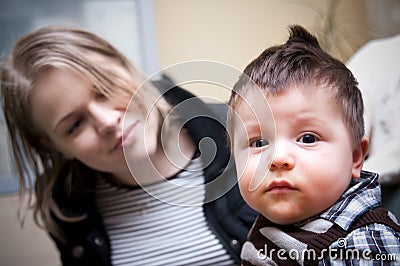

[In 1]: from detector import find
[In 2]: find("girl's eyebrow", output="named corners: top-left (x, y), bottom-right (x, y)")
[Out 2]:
top-left (54, 112), bottom-right (74, 133)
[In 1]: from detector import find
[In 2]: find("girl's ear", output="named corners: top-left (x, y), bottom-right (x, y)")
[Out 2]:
top-left (351, 136), bottom-right (369, 179)
top-left (38, 138), bottom-right (73, 159)
top-left (37, 137), bottom-right (51, 154)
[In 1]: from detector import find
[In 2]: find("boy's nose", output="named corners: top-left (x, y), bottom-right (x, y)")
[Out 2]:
top-left (269, 140), bottom-right (294, 171)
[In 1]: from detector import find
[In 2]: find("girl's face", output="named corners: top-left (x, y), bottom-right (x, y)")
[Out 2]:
top-left (30, 67), bottom-right (160, 181)
top-left (232, 85), bottom-right (366, 225)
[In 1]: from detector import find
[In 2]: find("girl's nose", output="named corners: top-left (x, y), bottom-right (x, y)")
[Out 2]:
top-left (89, 103), bottom-right (121, 135)
top-left (269, 139), bottom-right (294, 171)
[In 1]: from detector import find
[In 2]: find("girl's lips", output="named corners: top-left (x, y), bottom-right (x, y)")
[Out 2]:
top-left (122, 122), bottom-right (138, 147)
top-left (111, 136), bottom-right (123, 153)
top-left (111, 122), bottom-right (137, 152)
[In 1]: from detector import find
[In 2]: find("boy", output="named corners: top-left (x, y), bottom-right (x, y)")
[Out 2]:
top-left (227, 25), bottom-right (400, 265)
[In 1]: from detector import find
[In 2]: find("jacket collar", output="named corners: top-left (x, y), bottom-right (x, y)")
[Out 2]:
top-left (159, 85), bottom-right (232, 182)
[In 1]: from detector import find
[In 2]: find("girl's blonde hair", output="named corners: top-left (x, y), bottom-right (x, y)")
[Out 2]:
top-left (0, 25), bottom-right (171, 242)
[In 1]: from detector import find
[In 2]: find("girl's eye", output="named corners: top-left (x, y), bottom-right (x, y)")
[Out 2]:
top-left (250, 139), bottom-right (269, 148)
top-left (67, 118), bottom-right (83, 135)
top-left (95, 91), bottom-right (107, 101)
top-left (298, 133), bottom-right (318, 144)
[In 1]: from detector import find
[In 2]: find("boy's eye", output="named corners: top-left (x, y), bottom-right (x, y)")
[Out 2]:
top-left (298, 133), bottom-right (318, 144)
top-left (250, 139), bottom-right (269, 148)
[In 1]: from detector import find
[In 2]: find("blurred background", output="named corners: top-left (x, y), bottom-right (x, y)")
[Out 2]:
top-left (0, 0), bottom-right (399, 265)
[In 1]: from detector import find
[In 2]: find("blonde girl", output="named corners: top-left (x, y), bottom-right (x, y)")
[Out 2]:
top-left (1, 26), bottom-right (256, 265)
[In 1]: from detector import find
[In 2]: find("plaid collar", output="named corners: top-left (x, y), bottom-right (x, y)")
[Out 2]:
top-left (320, 171), bottom-right (381, 230)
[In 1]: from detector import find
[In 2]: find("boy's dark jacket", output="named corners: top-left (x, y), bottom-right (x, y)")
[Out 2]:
top-left (50, 84), bottom-right (258, 265)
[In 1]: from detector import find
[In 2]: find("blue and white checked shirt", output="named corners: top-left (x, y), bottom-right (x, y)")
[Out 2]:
top-left (320, 171), bottom-right (400, 265)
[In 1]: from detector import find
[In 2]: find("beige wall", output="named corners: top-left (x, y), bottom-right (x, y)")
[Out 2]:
top-left (0, 193), bottom-right (59, 265)
top-left (154, 0), bottom-right (399, 101)
top-left (153, 0), bottom-right (377, 101)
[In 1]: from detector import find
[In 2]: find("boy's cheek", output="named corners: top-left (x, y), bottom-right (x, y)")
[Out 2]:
top-left (237, 171), bottom-right (253, 198)
top-left (233, 152), bottom-right (252, 190)
top-left (235, 151), bottom-right (270, 188)
top-left (236, 163), bottom-right (257, 192)
top-left (237, 168), bottom-right (263, 210)
top-left (233, 148), bottom-right (248, 176)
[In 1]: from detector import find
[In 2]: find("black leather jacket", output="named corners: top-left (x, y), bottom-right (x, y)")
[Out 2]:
top-left (50, 85), bottom-right (257, 265)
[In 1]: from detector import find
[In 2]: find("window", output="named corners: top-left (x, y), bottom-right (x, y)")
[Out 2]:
top-left (0, 0), bottom-right (159, 193)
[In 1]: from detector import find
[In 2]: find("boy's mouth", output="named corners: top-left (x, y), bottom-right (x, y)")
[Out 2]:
top-left (266, 180), bottom-right (296, 192)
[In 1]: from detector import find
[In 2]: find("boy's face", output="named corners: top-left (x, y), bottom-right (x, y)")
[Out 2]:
top-left (231, 85), bottom-right (364, 225)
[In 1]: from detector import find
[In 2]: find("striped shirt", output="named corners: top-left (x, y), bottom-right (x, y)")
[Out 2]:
top-left (96, 157), bottom-right (235, 266)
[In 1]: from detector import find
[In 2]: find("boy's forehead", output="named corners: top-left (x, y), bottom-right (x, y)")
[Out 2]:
top-left (236, 82), bottom-right (336, 103)
top-left (235, 87), bottom-right (267, 108)
top-left (232, 88), bottom-right (273, 123)
top-left (232, 83), bottom-right (339, 120)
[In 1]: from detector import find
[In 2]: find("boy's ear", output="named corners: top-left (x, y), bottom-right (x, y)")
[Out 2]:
top-left (352, 136), bottom-right (369, 179)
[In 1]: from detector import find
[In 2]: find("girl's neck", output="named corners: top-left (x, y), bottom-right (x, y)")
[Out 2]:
top-left (111, 125), bottom-right (196, 187)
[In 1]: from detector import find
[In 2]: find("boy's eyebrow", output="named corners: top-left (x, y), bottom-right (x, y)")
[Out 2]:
top-left (294, 112), bottom-right (325, 123)
top-left (243, 120), bottom-right (262, 129)
top-left (241, 120), bottom-right (264, 135)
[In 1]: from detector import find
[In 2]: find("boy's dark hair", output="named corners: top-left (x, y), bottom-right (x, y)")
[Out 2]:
top-left (227, 24), bottom-right (364, 148)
